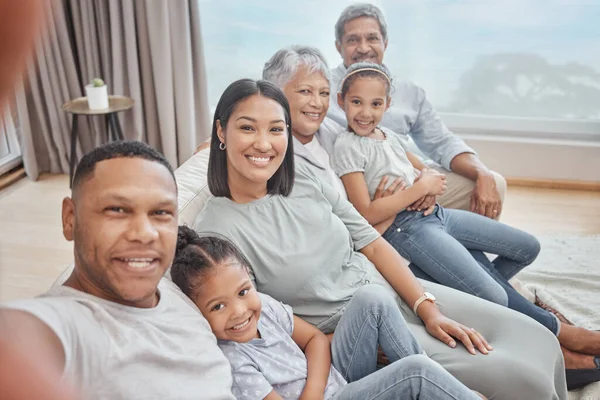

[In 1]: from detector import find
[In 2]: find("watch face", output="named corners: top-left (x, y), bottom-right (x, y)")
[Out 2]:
top-left (425, 292), bottom-right (436, 301)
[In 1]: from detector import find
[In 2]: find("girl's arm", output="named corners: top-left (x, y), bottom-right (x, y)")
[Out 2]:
top-left (360, 237), bottom-right (492, 356)
top-left (406, 151), bottom-right (427, 170)
top-left (292, 316), bottom-right (331, 400)
top-left (342, 170), bottom-right (445, 225)
top-left (264, 391), bottom-right (284, 400)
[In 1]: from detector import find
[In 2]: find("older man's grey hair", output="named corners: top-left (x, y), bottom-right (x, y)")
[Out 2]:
top-left (262, 45), bottom-right (330, 89)
top-left (335, 3), bottom-right (388, 44)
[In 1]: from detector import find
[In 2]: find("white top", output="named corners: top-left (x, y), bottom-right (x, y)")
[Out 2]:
top-left (304, 136), bottom-right (348, 200)
top-left (3, 279), bottom-right (234, 400)
top-left (332, 128), bottom-right (419, 203)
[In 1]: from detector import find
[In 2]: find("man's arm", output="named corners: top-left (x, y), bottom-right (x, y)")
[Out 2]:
top-left (382, 82), bottom-right (475, 170)
top-left (387, 82), bottom-right (502, 218)
top-left (450, 153), bottom-right (502, 218)
top-left (0, 309), bottom-right (72, 399)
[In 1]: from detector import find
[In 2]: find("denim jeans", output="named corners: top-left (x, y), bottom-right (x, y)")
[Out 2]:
top-left (383, 205), bottom-right (559, 335)
top-left (331, 285), bottom-right (481, 400)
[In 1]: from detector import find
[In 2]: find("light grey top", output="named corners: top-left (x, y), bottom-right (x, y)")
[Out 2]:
top-left (193, 164), bottom-right (381, 333)
top-left (2, 279), bottom-right (234, 400)
top-left (218, 293), bottom-right (346, 399)
top-left (328, 63), bottom-right (475, 170)
top-left (293, 117), bottom-right (345, 193)
top-left (332, 128), bottom-right (419, 202)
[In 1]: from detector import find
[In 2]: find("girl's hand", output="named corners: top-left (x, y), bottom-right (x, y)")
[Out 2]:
top-left (422, 313), bottom-right (493, 355)
top-left (417, 169), bottom-right (447, 196)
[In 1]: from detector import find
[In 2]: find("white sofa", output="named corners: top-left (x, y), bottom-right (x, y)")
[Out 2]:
top-left (175, 148), bottom-right (213, 227)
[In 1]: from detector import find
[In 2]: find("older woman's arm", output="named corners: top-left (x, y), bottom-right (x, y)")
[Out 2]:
top-left (359, 237), bottom-right (492, 356)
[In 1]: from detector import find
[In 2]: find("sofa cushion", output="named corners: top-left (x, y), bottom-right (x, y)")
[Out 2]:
top-left (175, 148), bottom-right (213, 226)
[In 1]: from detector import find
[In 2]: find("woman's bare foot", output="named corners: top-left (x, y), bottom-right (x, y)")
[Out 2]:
top-left (558, 324), bottom-right (600, 355)
top-left (472, 391), bottom-right (487, 399)
top-left (562, 346), bottom-right (597, 369)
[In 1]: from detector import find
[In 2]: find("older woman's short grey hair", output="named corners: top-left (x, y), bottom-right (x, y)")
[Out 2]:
top-left (334, 3), bottom-right (388, 44)
top-left (262, 45), bottom-right (330, 89)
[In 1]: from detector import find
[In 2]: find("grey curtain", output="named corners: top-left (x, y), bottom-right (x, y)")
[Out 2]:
top-left (19, 0), bottom-right (211, 179)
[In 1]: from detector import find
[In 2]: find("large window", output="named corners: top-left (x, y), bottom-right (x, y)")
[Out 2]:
top-left (199, 0), bottom-right (600, 123)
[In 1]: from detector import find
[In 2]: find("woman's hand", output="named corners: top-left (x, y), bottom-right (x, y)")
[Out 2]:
top-left (421, 311), bottom-right (493, 355)
top-left (416, 169), bottom-right (447, 196)
top-left (373, 176), bottom-right (407, 200)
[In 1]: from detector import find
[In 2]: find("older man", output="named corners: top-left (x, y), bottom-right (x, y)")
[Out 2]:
top-left (0, 141), bottom-right (235, 399)
top-left (327, 3), bottom-right (506, 219)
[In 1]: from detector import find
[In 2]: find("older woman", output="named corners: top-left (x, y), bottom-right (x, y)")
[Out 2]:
top-left (193, 75), bottom-right (567, 398)
top-left (261, 44), bottom-right (600, 389)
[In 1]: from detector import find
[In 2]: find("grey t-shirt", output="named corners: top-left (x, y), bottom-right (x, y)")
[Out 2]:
top-left (219, 293), bottom-right (346, 399)
top-left (194, 164), bottom-right (381, 332)
top-left (2, 279), bottom-right (234, 400)
top-left (332, 128), bottom-right (419, 201)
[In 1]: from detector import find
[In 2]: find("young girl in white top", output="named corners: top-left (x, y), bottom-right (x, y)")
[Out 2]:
top-left (171, 225), bottom-right (484, 400)
top-left (331, 62), bottom-right (566, 338)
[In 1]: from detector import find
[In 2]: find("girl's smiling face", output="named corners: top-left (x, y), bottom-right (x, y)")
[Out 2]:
top-left (338, 76), bottom-right (390, 137)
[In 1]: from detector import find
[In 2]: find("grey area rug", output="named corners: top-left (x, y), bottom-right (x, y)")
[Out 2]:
top-left (514, 235), bottom-right (600, 400)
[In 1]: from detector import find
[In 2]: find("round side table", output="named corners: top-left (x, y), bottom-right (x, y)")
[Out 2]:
top-left (63, 95), bottom-right (134, 188)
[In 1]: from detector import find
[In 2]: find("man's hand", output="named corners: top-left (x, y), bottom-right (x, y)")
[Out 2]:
top-left (470, 173), bottom-right (502, 219)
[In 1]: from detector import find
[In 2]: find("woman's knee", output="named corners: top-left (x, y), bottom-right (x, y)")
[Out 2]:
top-left (352, 285), bottom-right (399, 313)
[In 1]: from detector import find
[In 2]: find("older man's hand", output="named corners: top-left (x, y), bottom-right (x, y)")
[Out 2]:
top-left (471, 173), bottom-right (502, 219)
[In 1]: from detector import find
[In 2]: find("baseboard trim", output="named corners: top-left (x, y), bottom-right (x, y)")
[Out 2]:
top-left (0, 167), bottom-right (25, 191)
top-left (506, 177), bottom-right (600, 191)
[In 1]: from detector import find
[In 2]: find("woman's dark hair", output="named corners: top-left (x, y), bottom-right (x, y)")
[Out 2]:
top-left (339, 62), bottom-right (393, 99)
top-left (208, 78), bottom-right (295, 198)
top-left (171, 225), bottom-right (251, 298)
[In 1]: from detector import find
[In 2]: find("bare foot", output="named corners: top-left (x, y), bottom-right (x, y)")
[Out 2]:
top-left (472, 390), bottom-right (487, 399)
top-left (562, 346), bottom-right (597, 369)
top-left (558, 324), bottom-right (600, 355)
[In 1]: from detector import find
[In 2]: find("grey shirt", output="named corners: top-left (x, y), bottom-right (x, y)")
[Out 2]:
top-left (328, 63), bottom-right (475, 170)
top-left (193, 164), bottom-right (381, 332)
top-left (332, 128), bottom-right (419, 201)
top-left (219, 293), bottom-right (346, 399)
top-left (2, 279), bottom-right (234, 400)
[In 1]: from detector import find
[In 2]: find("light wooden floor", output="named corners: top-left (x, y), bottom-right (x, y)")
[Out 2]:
top-left (1, 174), bottom-right (599, 302)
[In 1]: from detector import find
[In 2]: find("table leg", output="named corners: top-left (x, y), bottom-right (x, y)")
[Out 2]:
top-left (69, 114), bottom-right (78, 188)
top-left (108, 113), bottom-right (124, 141)
top-left (105, 114), bottom-right (114, 142)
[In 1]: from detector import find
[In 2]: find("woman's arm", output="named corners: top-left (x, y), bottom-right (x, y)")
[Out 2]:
top-left (360, 238), bottom-right (492, 355)
top-left (292, 316), bottom-right (330, 400)
top-left (341, 170), bottom-right (445, 225)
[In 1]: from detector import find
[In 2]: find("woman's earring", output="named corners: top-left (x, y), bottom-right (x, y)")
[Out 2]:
top-left (219, 142), bottom-right (226, 150)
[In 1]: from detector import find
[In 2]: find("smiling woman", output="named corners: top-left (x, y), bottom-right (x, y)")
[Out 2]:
top-left (207, 79), bottom-right (295, 203)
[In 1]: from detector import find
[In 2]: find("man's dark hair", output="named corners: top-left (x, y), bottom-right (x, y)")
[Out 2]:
top-left (71, 140), bottom-right (175, 193)
top-left (171, 225), bottom-right (251, 298)
top-left (207, 78), bottom-right (295, 198)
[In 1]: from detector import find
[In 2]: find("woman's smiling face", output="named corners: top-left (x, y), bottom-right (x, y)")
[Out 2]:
top-left (282, 65), bottom-right (330, 144)
top-left (217, 94), bottom-right (289, 191)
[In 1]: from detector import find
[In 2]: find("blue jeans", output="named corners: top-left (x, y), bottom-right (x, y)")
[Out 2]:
top-left (383, 206), bottom-right (559, 335)
top-left (331, 286), bottom-right (481, 400)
